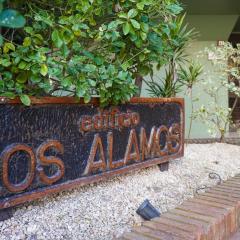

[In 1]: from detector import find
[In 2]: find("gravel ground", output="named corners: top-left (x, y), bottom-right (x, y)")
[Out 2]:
top-left (1, 143), bottom-right (240, 240)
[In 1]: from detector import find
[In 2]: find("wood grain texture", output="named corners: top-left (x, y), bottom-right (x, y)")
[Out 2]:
top-left (0, 97), bottom-right (184, 209)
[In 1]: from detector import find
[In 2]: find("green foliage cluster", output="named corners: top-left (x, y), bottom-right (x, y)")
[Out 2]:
top-left (193, 42), bottom-right (240, 141)
top-left (178, 61), bottom-right (202, 139)
top-left (145, 69), bottom-right (181, 97)
top-left (193, 80), bottom-right (232, 142)
top-left (145, 13), bottom-right (196, 98)
top-left (0, 0), bottom-right (185, 106)
top-left (178, 61), bottom-right (202, 90)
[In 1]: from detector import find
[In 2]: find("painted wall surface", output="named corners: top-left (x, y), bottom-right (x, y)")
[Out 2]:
top-left (185, 15), bottom-right (239, 41)
top-left (182, 41), bottom-right (228, 139)
top-left (141, 41), bottom-right (229, 139)
top-left (181, 0), bottom-right (240, 15)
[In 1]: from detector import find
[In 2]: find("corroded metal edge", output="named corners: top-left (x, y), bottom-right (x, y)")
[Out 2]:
top-left (0, 96), bottom-right (184, 105)
top-left (0, 97), bottom-right (185, 209)
top-left (0, 152), bottom-right (184, 209)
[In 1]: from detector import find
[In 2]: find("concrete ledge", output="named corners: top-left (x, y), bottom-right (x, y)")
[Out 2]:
top-left (119, 174), bottom-right (240, 240)
top-left (185, 138), bottom-right (240, 146)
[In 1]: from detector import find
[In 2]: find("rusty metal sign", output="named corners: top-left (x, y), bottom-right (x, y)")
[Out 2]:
top-left (0, 97), bottom-right (184, 209)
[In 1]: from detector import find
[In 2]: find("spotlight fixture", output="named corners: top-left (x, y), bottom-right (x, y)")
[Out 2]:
top-left (136, 199), bottom-right (160, 220)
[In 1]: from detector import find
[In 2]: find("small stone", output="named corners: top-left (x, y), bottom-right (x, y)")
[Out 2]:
top-left (26, 225), bottom-right (37, 235)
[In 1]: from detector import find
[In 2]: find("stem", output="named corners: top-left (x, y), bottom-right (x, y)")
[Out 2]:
top-left (170, 59), bottom-right (177, 97)
top-left (220, 130), bottom-right (225, 143)
top-left (187, 88), bottom-right (194, 140)
top-left (122, 49), bottom-right (145, 64)
top-left (134, 75), bottom-right (143, 97)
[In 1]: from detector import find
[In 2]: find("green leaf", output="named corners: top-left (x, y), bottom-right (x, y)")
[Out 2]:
top-left (121, 61), bottom-right (130, 71)
top-left (62, 29), bottom-right (74, 43)
top-left (140, 31), bottom-right (147, 40)
top-left (130, 19), bottom-right (140, 29)
top-left (0, 58), bottom-right (11, 67)
top-left (34, 34), bottom-right (44, 42)
top-left (84, 64), bottom-right (96, 72)
top-left (82, 50), bottom-right (94, 60)
top-left (140, 22), bottom-right (149, 32)
top-left (128, 9), bottom-right (138, 19)
top-left (112, 41), bottom-right (126, 48)
top-left (105, 81), bottom-right (112, 88)
top-left (16, 72), bottom-right (28, 83)
top-left (84, 94), bottom-right (91, 103)
top-left (118, 12), bottom-right (128, 19)
top-left (3, 42), bottom-right (15, 53)
top-left (0, 9), bottom-right (25, 28)
top-left (123, 22), bottom-right (130, 35)
top-left (20, 94), bottom-right (31, 106)
top-left (162, 26), bottom-right (170, 36)
top-left (72, 23), bottom-right (89, 31)
top-left (141, 15), bottom-right (149, 23)
top-left (148, 32), bottom-right (162, 45)
top-left (94, 57), bottom-right (104, 65)
top-left (166, 4), bottom-right (183, 14)
top-left (81, 1), bottom-right (91, 13)
top-left (18, 61), bottom-right (27, 70)
top-left (89, 79), bottom-right (96, 87)
top-left (135, 39), bottom-right (143, 48)
top-left (34, 11), bottom-right (53, 27)
top-left (62, 44), bottom-right (70, 57)
top-left (62, 76), bottom-right (72, 88)
top-left (23, 37), bottom-right (31, 47)
top-left (108, 20), bottom-right (120, 30)
top-left (129, 34), bottom-right (137, 42)
top-left (30, 74), bottom-right (41, 83)
top-left (51, 30), bottom-right (63, 48)
top-left (136, 2), bottom-right (145, 10)
top-left (139, 65), bottom-right (150, 75)
top-left (40, 64), bottom-right (48, 76)
top-left (24, 26), bottom-right (34, 35)
top-left (139, 54), bottom-right (145, 62)
top-left (0, 92), bottom-right (15, 99)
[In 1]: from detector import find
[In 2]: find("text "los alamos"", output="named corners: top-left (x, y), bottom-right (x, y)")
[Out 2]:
top-left (0, 108), bottom-right (181, 194)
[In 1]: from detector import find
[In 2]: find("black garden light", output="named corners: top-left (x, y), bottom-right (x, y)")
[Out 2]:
top-left (136, 199), bottom-right (160, 220)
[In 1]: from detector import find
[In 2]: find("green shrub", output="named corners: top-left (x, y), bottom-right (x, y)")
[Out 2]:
top-left (0, 0), bottom-right (184, 106)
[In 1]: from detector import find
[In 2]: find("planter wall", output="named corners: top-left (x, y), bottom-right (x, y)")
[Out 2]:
top-left (0, 97), bottom-right (184, 209)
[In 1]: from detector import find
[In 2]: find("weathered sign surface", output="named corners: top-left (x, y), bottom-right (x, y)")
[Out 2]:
top-left (0, 97), bottom-right (184, 209)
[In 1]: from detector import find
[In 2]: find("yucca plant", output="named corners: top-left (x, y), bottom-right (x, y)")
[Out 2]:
top-left (145, 69), bottom-right (181, 97)
top-left (167, 14), bottom-right (197, 85)
top-left (145, 14), bottom-right (197, 98)
top-left (179, 61), bottom-right (202, 90)
top-left (178, 61), bottom-right (203, 139)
